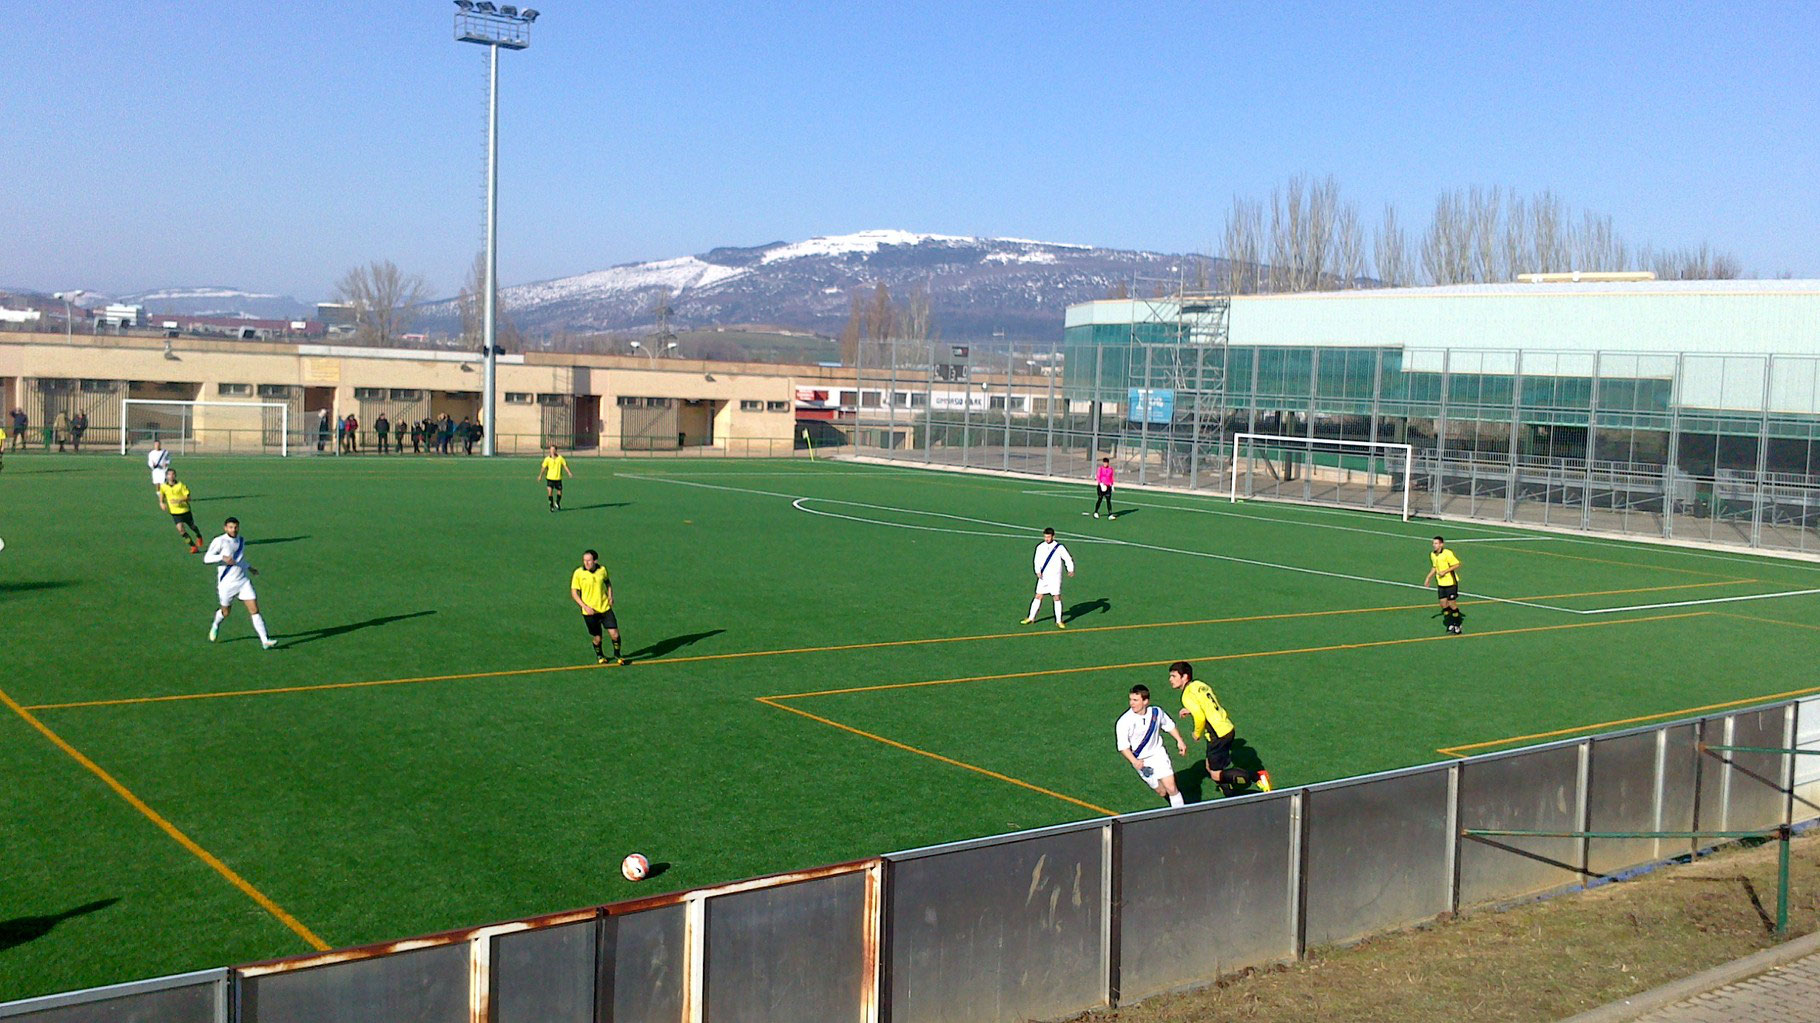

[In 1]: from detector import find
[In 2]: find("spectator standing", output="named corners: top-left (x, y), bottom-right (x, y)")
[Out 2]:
top-left (374, 412), bottom-right (391, 454)
top-left (70, 411), bottom-right (88, 452)
top-left (317, 409), bottom-right (331, 452)
top-left (410, 419), bottom-right (424, 453)
top-left (459, 416), bottom-right (475, 455)
top-left (393, 416), bottom-right (407, 453)
top-left (53, 410), bottom-right (70, 451)
top-left (9, 409), bottom-right (25, 451)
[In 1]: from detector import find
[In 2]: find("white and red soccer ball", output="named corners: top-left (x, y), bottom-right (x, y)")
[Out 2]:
top-left (621, 853), bottom-right (649, 882)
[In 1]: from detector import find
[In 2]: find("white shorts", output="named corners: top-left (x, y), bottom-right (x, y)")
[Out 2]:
top-left (1132, 754), bottom-right (1174, 790)
top-left (1035, 579), bottom-right (1062, 597)
top-left (151, 468), bottom-right (168, 486)
top-left (217, 578), bottom-right (257, 606)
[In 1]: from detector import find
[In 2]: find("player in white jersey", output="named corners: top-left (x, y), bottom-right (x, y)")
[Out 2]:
top-left (146, 440), bottom-right (172, 490)
top-left (1021, 526), bottom-right (1075, 628)
top-left (202, 517), bottom-right (277, 649)
top-left (1117, 684), bottom-right (1187, 807)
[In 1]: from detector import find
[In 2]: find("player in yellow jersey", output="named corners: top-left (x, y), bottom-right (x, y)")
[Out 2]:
top-left (1422, 536), bottom-right (1464, 634)
top-left (1168, 661), bottom-right (1272, 797)
top-left (538, 444), bottom-right (572, 512)
top-left (157, 468), bottom-right (202, 553)
top-left (570, 548), bottom-right (623, 665)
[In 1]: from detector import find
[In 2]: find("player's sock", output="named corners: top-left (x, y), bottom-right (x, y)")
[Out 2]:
top-left (592, 642), bottom-right (604, 661)
top-left (250, 614), bottom-right (271, 644)
top-left (611, 635), bottom-right (622, 659)
top-left (1167, 792), bottom-right (1184, 807)
top-left (1028, 597), bottom-right (1042, 620)
top-left (1053, 603), bottom-right (1063, 624)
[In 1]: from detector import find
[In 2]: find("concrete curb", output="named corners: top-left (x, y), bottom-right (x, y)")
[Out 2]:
top-left (1557, 930), bottom-right (1820, 1023)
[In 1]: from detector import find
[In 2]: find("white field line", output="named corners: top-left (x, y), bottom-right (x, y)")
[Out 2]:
top-left (1572, 588), bottom-right (1820, 615)
top-left (1019, 488), bottom-right (1535, 544)
top-left (623, 473), bottom-right (1572, 613)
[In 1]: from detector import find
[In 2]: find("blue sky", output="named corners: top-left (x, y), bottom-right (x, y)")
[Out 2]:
top-left (5, 2), bottom-right (1816, 301)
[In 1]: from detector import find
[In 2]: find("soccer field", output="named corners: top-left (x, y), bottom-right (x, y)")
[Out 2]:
top-left (3, 453), bottom-right (1819, 1000)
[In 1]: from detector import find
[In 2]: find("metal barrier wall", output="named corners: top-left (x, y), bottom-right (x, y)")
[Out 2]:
top-left (7, 701), bottom-right (1810, 1023)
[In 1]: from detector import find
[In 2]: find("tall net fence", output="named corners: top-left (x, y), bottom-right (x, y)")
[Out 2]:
top-left (843, 337), bottom-right (1820, 553)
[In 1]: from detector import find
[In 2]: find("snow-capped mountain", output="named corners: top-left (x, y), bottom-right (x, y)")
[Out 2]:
top-left (121, 287), bottom-right (313, 320)
top-left (426, 230), bottom-right (1211, 339)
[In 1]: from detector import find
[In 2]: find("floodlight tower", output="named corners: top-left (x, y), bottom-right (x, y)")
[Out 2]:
top-left (453, 1), bottom-right (540, 455)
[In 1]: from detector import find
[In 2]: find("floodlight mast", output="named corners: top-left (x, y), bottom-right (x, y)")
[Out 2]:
top-left (454, 2), bottom-right (536, 455)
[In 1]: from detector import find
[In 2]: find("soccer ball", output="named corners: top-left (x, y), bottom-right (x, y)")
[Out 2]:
top-left (620, 853), bottom-right (649, 882)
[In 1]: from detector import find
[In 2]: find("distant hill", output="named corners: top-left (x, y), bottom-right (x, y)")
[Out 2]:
top-left (422, 230), bottom-right (1213, 340)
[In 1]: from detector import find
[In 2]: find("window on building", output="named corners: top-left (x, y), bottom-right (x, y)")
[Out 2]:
top-left (989, 396), bottom-right (1006, 410)
top-left (766, 400), bottom-right (789, 412)
top-left (909, 393), bottom-right (928, 408)
top-left (257, 384), bottom-right (291, 398)
top-left (861, 391), bottom-right (882, 408)
top-left (389, 388), bottom-right (422, 401)
top-left (352, 387), bottom-right (385, 401)
top-left (218, 383), bottom-right (253, 397)
top-left (537, 394), bottom-right (567, 406)
top-left (838, 390), bottom-right (858, 405)
top-left (505, 392), bottom-right (534, 405)
top-left (740, 400), bottom-right (763, 412)
top-left (79, 379), bottom-right (117, 393)
top-left (38, 378), bottom-right (74, 393)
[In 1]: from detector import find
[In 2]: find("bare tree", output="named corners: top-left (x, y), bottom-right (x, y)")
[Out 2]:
top-left (1530, 190), bottom-right (1571, 273)
top-left (1333, 201), bottom-right (1364, 287)
top-left (1106, 280), bottom-right (1130, 300)
top-left (838, 289), bottom-right (864, 365)
top-left (1650, 242), bottom-right (1742, 280)
top-left (1469, 186), bottom-right (1502, 283)
top-left (1222, 198), bottom-right (1263, 294)
top-left (338, 259), bottom-right (431, 347)
top-left (1501, 193), bottom-right (1531, 278)
top-left (899, 281), bottom-right (938, 357)
top-left (456, 252), bottom-right (523, 351)
top-left (1374, 203), bottom-right (1408, 287)
top-left (1421, 189), bottom-right (1474, 284)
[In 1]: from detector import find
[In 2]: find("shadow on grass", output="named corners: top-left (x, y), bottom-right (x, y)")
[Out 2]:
top-left (192, 494), bottom-right (264, 503)
top-left (625, 629), bottom-right (725, 662)
top-left (1063, 598), bottom-right (1111, 622)
top-left (276, 609), bottom-right (437, 648)
top-left (563, 502), bottom-right (634, 512)
top-left (1107, 506), bottom-right (1142, 520)
top-left (246, 535), bottom-right (309, 546)
top-left (0, 898), bottom-right (119, 953)
top-left (0, 580), bottom-right (79, 599)
top-left (1178, 737), bottom-right (1272, 805)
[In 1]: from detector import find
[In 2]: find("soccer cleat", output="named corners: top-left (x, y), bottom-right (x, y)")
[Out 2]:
top-left (1109, 514), bottom-right (1117, 520)
top-left (1020, 617), bottom-right (1035, 625)
top-left (614, 658), bottom-right (627, 666)
top-left (208, 629), bottom-right (219, 642)
top-left (261, 639), bottom-right (278, 650)
top-left (597, 655), bottom-right (609, 665)
top-left (1056, 620), bottom-right (1067, 629)
top-left (1256, 769), bottom-right (1273, 792)
top-left (1092, 512), bottom-right (1099, 518)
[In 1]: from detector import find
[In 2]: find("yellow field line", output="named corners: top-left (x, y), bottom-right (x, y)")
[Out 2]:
top-left (1710, 610), bottom-right (1820, 632)
top-left (0, 686), bottom-right (330, 951)
top-left (1435, 612), bottom-right (1820, 757)
top-left (755, 696), bottom-right (1116, 816)
top-left (26, 584), bottom-right (1736, 713)
top-left (770, 612), bottom-right (1705, 701)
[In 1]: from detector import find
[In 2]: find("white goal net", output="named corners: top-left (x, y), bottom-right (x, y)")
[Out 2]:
top-left (1230, 433), bottom-right (1413, 520)
top-left (119, 400), bottom-right (291, 457)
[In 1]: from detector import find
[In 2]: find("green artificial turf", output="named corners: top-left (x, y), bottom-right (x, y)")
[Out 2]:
top-left (1, 452), bottom-right (1816, 1000)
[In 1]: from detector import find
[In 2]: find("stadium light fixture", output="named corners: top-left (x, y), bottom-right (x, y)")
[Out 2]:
top-left (521, 9), bottom-right (540, 22)
top-left (52, 289), bottom-right (84, 343)
top-left (452, 2), bottom-right (541, 454)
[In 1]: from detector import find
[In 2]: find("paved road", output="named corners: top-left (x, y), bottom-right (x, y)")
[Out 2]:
top-left (1631, 950), bottom-right (1820, 1023)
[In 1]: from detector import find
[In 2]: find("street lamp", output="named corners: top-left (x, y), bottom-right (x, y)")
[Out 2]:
top-left (453, 1), bottom-right (540, 456)
top-left (52, 290), bottom-right (84, 343)
top-left (628, 340), bottom-right (677, 364)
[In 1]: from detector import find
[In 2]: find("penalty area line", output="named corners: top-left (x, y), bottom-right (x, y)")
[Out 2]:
top-left (754, 696), bottom-right (1116, 817)
top-left (0, 685), bottom-right (330, 951)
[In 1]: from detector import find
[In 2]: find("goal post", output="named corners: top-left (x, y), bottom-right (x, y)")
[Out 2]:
top-left (1230, 433), bottom-right (1413, 520)
top-left (119, 399), bottom-right (290, 457)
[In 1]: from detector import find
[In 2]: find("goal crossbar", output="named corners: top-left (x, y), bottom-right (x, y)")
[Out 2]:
top-left (120, 399), bottom-right (291, 457)
top-left (1230, 433), bottom-right (1413, 520)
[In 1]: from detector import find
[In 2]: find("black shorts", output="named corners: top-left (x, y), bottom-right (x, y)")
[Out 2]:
top-left (1437, 583), bottom-right (1459, 600)
top-left (1204, 733), bottom-right (1234, 772)
top-left (171, 511), bottom-right (197, 530)
top-left (546, 478), bottom-right (563, 492)
top-left (583, 610), bottom-right (618, 637)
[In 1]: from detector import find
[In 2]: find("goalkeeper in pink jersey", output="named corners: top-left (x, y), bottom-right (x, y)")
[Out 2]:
top-left (1093, 457), bottom-right (1116, 519)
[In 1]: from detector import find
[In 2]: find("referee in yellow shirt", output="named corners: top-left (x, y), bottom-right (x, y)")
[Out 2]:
top-left (1168, 661), bottom-right (1271, 797)
top-left (570, 549), bottom-right (624, 665)
top-left (538, 444), bottom-right (572, 512)
top-left (157, 468), bottom-right (202, 553)
top-left (1423, 536), bottom-right (1464, 634)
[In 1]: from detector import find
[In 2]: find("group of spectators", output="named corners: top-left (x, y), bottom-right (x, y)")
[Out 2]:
top-left (8, 407), bottom-right (90, 452)
top-left (315, 409), bottom-right (483, 455)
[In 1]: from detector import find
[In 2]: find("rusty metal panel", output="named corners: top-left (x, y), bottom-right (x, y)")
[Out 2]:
top-left (0, 970), bottom-right (225, 1023)
top-left (704, 871), bottom-right (869, 1023)
top-left (1457, 743), bottom-right (1583, 906)
top-left (1303, 766), bottom-right (1452, 948)
top-left (887, 825), bottom-right (1105, 1023)
top-left (237, 943), bottom-right (469, 1023)
top-left (1117, 794), bottom-right (1295, 1001)
top-left (602, 904), bottom-right (686, 1023)
top-left (1722, 706), bottom-right (1792, 832)
top-left (1586, 728), bottom-right (1664, 875)
top-left (491, 919), bottom-right (598, 1023)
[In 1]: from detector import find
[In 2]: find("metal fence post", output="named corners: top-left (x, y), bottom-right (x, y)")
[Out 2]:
top-left (1752, 355), bottom-right (1773, 547)
top-left (1004, 346), bottom-right (1014, 472)
top-left (1138, 344), bottom-right (1152, 486)
top-left (1583, 351), bottom-right (1601, 530)
top-left (1507, 350), bottom-right (1523, 522)
top-left (1101, 819), bottom-right (1122, 1009)
top-left (1045, 344), bottom-right (1057, 478)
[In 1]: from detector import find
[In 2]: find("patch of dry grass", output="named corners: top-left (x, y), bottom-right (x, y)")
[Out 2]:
top-left (1075, 832), bottom-right (1819, 1023)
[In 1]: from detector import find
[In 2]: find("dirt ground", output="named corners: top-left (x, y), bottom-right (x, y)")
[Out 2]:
top-left (1072, 831), bottom-right (1820, 1023)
